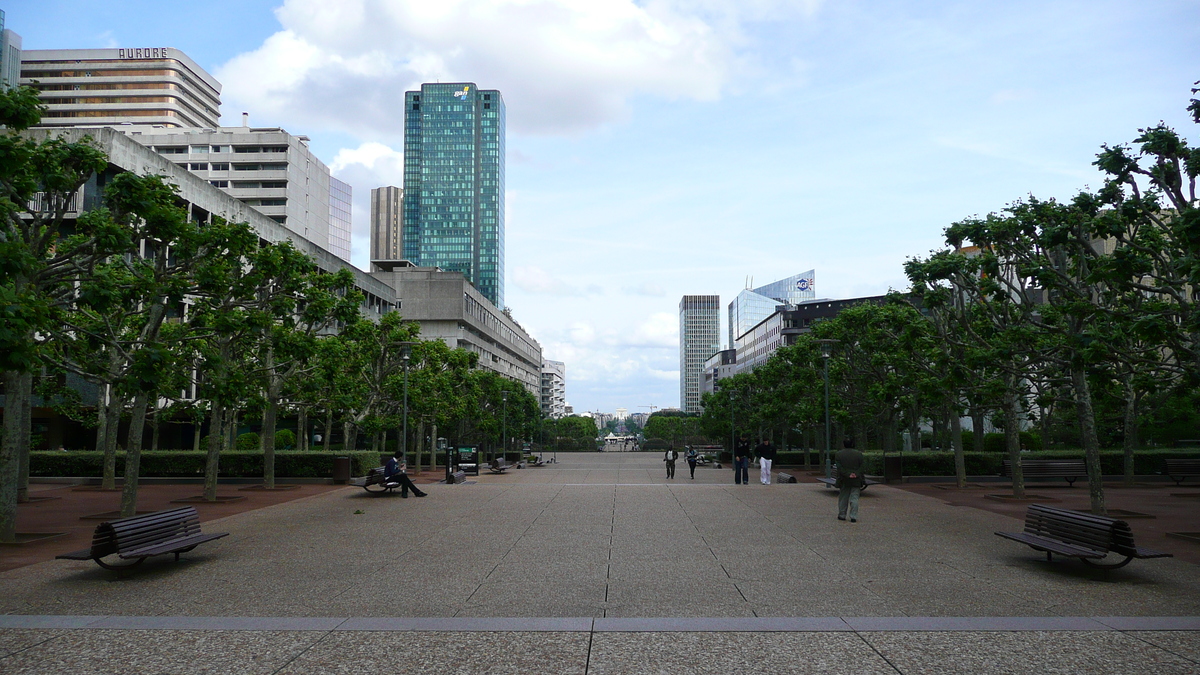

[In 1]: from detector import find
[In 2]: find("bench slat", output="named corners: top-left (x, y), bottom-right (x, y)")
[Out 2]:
top-left (122, 532), bottom-right (230, 559)
top-left (995, 531), bottom-right (1106, 559)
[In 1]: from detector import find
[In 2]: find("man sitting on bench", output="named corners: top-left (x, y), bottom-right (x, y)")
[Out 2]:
top-left (384, 453), bottom-right (427, 498)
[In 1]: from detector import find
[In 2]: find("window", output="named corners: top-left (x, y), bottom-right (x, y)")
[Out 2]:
top-left (259, 199), bottom-right (287, 206)
top-left (262, 146), bottom-right (287, 153)
top-left (155, 146), bottom-right (186, 154)
top-left (261, 181), bottom-right (287, 188)
top-left (190, 145), bottom-right (208, 154)
top-left (210, 163), bottom-right (229, 171)
top-left (234, 146), bottom-right (260, 153)
top-left (209, 180), bottom-right (228, 188)
top-left (270, 215), bottom-right (286, 224)
top-left (211, 145), bottom-right (231, 153)
top-left (187, 162), bottom-right (208, 170)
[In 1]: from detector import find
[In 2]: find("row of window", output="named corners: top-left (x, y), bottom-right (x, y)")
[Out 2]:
top-left (157, 145), bottom-right (285, 154)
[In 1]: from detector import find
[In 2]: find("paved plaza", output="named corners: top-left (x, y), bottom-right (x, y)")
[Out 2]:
top-left (1, 452), bottom-right (1198, 673)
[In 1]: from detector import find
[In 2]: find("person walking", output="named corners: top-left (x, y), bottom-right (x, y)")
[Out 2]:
top-left (756, 438), bottom-right (776, 485)
top-left (835, 439), bottom-right (865, 522)
top-left (685, 446), bottom-right (699, 479)
top-left (663, 448), bottom-right (678, 479)
top-left (734, 436), bottom-right (751, 485)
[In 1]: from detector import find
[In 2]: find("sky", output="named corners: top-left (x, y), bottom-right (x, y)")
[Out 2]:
top-left (11, 0), bottom-right (1200, 414)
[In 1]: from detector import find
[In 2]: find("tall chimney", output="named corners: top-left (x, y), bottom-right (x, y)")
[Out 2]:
top-left (242, 112), bottom-right (249, 127)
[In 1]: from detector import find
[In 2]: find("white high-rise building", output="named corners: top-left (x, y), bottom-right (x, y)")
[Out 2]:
top-left (679, 295), bottom-right (720, 414)
top-left (20, 48), bottom-right (221, 128)
top-left (130, 126), bottom-right (348, 260)
top-left (540, 359), bottom-right (566, 418)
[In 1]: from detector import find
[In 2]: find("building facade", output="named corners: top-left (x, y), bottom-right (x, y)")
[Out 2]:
top-left (700, 348), bottom-right (738, 398)
top-left (679, 295), bottom-right (721, 414)
top-left (20, 48), bottom-right (221, 128)
top-left (0, 10), bottom-right (21, 90)
top-left (128, 126), bottom-right (344, 259)
top-left (728, 270), bottom-right (816, 347)
top-left (402, 83), bottom-right (505, 307)
top-left (370, 185), bottom-right (403, 267)
top-left (369, 264), bottom-right (542, 394)
top-left (540, 359), bottom-right (566, 418)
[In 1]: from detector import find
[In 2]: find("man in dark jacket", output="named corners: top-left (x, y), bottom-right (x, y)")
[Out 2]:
top-left (755, 439), bottom-right (776, 485)
top-left (834, 440), bottom-right (864, 522)
top-left (734, 436), bottom-right (751, 485)
top-left (384, 453), bottom-right (427, 498)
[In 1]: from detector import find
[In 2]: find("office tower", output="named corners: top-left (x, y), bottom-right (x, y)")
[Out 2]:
top-left (328, 176), bottom-right (353, 261)
top-left (132, 127), bottom-right (337, 254)
top-left (679, 295), bottom-right (720, 414)
top-left (370, 186), bottom-right (403, 267)
top-left (19, 48), bottom-right (220, 128)
top-left (0, 10), bottom-right (21, 90)
top-left (540, 359), bottom-right (566, 418)
top-left (728, 270), bottom-right (815, 347)
top-left (402, 82), bottom-right (505, 307)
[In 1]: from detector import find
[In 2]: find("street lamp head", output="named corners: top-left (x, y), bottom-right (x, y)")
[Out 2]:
top-left (816, 338), bottom-right (839, 359)
top-left (502, 391), bottom-right (508, 402)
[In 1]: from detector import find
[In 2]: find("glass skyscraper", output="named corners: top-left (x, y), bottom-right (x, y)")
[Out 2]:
top-left (728, 270), bottom-right (815, 346)
top-left (403, 82), bottom-right (505, 307)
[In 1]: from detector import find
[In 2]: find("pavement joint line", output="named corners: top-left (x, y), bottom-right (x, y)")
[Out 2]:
top-left (3, 616), bottom-right (1199, 632)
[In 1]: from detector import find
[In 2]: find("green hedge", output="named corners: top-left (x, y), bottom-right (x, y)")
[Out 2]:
top-left (31, 451), bottom-right (386, 478)
top-left (854, 449), bottom-right (1200, 476)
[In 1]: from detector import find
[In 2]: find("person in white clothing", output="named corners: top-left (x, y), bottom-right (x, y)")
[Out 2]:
top-left (755, 439), bottom-right (776, 485)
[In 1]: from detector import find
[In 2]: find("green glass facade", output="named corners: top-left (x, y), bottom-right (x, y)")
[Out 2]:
top-left (403, 82), bottom-right (505, 307)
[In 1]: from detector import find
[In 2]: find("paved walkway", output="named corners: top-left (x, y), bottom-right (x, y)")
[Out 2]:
top-left (1, 453), bottom-right (1197, 673)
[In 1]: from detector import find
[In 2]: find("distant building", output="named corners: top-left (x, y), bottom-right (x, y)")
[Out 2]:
top-left (369, 263), bottom-right (542, 395)
top-left (20, 47), bottom-right (221, 128)
top-left (540, 359), bottom-right (566, 418)
top-left (679, 295), bottom-right (720, 414)
top-left (728, 270), bottom-right (815, 348)
top-left (614, 407), bottom-right (628, 421)
top-left (0, 10), bottom-right (21, 90)
top-left (700, 348), bottom-right (738, 398)
top-left (370, 186), bottom-right (404, 267)
top-left (403, 83), bottom-right (505, 306)
top-left (128, 126), bottom-right (346, 260)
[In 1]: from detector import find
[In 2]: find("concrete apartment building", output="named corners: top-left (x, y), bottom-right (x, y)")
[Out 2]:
top-left (0, 10), bottom-right (21, 90)
top-left (20, 47), bottom-right (220, 128)
top-left (370, 262), bottom-right (542, 395)
top-left (370, 185), bottom-right (403, 266)
top-left (679, 295), bottom-right (721, 414)
top-left (540, 360), bottom-right (566, 418)
top-left (128, 126), bottom-right (352, 261)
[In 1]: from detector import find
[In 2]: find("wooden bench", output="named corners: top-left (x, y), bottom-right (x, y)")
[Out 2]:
top-left (350, 467), bottom-right (409, 494)
top-left (489, 458), bottom-right (512, 474)
top-left (1164, 459), bottom-right (1200, 486)
top-left (56, 507), bottom-right (228, 571)
top-left (816, 466), bottom-right (881, 490)
top-left (1001, 459), bottom-right (1087, 486)
top-left (996, 504), bottom-right (1172, 569)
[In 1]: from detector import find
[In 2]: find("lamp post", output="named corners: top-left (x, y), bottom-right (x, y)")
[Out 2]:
top-left (501, 390), bottom-right (508, 463)
top-left (816, 339), bottom-right (839, 479)
top-left (398, 342), bottom-right (418, 466)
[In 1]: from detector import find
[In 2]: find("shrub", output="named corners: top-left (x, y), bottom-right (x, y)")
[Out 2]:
top-left (274, 429), bottom-right (296, 450)
top-left (235, 432), bottom-right (261, 451)
top-left (31, 450), bottom-right (385, 478)
top-left (855, 449), bottom-right (1200, 476)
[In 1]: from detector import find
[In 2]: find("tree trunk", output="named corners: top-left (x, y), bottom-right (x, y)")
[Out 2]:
top-left (118, 393), bottom-right (152, 517)
top-left (343, 420), bottom-right (356, 453)
top-left (297, 406), bottom-right (308, 452)
top-left (226, 410), bottom-right (239, 452)
top-left (430, 422), bottom-right (438, 471)
top-left (95, 402), bottom-right (108, 453)
top-left (203, 405), bottom-right (225, 502)
top-left (192, 413), bottom-right (202, 453)
top-left (323, 410), bottom-right (332, 452)
top-left (16, 371), bottom-right (32, 503)
top-left (908, 406), bottom-right (920, 454)
top-left (1072, 368), bottom-right (1106, 515)
top-left (261, 397), bottom-right (279, 489)
top-left (150, 401), bottom-right (161, 453)
top-left (101, 393), bottom-right (122, 489)
top-left (950, 400), bottom-right (966, 488)
top-left (1121, 374), bottom-right (1139, 487)
top-left (1, 370), bottom-right (32, 542)
top-left (970, 401), bottom-right (986, 453)
top-left (415, 419), bottom-right (426, 473)
top-left (1003, 380), bottom-right (1025, 499)
top-left (1040, 401), bottom-right (1052, 450)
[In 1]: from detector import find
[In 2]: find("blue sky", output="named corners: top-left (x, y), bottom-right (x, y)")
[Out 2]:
top-left (11, 0), bottom-right (1199, 414)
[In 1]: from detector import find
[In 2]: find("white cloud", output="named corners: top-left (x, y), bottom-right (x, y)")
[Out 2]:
top-left (512, 265), bottom-right (594, 296)
top-left (623, 281), bottom-right (666, 296)
top-left (215, 0), bottom-right (812, 137)
top-left (328, 142), bottom-right (407, 270)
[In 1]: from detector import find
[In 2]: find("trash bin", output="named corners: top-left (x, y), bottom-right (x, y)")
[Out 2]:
top-left (883, 455), bottom-right (903, 484)
top-left (332, 456), bottom-right (352, 484)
